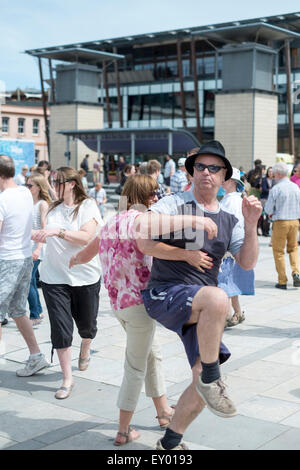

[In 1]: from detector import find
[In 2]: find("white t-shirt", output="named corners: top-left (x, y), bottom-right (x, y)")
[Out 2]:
top-left (89, 187), bottom-right (106, 205)
top-left (220, 192), bottom-right (244, 224)
top-left (164, 159), bottom-right (176, 178)
top-left (0, 186), bottom-right (33, 260)
top-left (15, 173), bottom-right (26, 185)
top-left (40, 198), bottom-right (103, 286)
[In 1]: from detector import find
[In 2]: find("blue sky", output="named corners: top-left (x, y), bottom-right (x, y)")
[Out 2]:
top-left (1, 0), bottom-right (300, 90)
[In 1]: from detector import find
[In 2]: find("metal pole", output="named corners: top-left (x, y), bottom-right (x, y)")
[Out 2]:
top-left (191, 37), bottom-right (202, 142)
top-left (97, 135), bottom-right (103, 184)
top-left (48, 58), bottom-right (56, 103)
top-left (113, 46), bottom-right (123, 128)
top-left (38, 57), bottom-right (50, 161)
top-left (103, 61), bottom-right (112, 128)
top-left (65, 136), bottom-right (70, 165)
top-left (284, 39), bottom-right (295, 159)
top-left (131, 133), bottom-right (135, 164)
top-left (168, 131), bottom-right (173, 156)
top-left (177, 39), bottom-right (187, 129)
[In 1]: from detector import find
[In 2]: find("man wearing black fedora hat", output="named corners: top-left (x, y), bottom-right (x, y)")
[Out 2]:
top-left (139, 140), bottom-right (262, 450)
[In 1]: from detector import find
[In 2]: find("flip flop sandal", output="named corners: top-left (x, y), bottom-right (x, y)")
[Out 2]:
top-left (156, 405), bottom-right (176, 429)
top-left (113, 426), bottom-right (140, 446)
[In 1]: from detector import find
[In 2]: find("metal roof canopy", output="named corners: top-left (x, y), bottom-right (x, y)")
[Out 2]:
top-left (58, 127), bottom-right (201, 165)
top-left (26, 47), bottom-right (124, 63)
top-left (25, 12), bottom-right (300, 54)
top-left (192, 22), bottom-right (300, 44)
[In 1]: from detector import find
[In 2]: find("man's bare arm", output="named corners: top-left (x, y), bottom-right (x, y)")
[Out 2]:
top-left (136, 238), bottom-right (213, 272)
top-left (234, 196), bottom-right (262, 270)
top-left (234, 223), bottom-right (259, 270)
top-left (136, 212), bottom-right (218, 240)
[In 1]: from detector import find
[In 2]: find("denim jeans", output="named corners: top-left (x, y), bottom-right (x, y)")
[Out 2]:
top-left (98, 204), bottom-right (105, 219)
top-left (28, 260), bottom-right (42, 319)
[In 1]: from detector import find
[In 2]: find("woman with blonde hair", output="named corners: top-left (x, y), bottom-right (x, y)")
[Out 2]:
top-left (69, 174), bottom-right (213, 446)
top-left (32, 167), bottom-right (103, 399)
top-left (26, 174), bottom-right (52, 326)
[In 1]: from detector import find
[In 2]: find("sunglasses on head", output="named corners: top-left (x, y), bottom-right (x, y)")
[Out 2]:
top-left (194, 163), bottom-right (226, 173)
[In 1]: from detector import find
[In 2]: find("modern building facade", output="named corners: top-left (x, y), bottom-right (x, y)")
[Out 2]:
top-left (26, 11), bottom-right (300, 170)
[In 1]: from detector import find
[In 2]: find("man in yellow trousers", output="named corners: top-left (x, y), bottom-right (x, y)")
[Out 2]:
top-left (265, 161), bottom-right (300, 290)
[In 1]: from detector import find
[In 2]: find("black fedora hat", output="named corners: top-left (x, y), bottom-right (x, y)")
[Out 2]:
top-left (185, 140), bottom-right (233, 181)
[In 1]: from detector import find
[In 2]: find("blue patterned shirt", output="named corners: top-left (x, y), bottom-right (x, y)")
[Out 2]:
top-left (170, 170), bottom-right (188, 193)
top-left (264, 178), bottom-right (300, 220)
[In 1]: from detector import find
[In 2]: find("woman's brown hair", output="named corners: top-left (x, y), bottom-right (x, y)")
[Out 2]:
top-left (48, 167), bottom-right (89, 219)
top-left (120, 174), bottom-right (158, 210)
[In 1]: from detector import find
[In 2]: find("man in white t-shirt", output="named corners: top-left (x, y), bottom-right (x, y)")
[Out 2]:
top-left (164, 155), bottom-right (176, 187)
top-left (15, 164), bottom-right (29, 185)
top-left (0, 155), bottom-right (48, 376)
top-left (89, 182), bottom-right (107, 218)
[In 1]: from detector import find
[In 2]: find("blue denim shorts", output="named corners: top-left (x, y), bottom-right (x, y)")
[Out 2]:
top-left (141, 283), bottom-right (230, 369)
top-left (0, 257), bottom-right (33, 322)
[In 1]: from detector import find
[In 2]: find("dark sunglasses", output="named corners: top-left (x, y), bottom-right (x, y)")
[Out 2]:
top-left (194, 163), bottom-right (226, 173)
top-left (25, 183), bottom-right (34, 188)
top-left (53, 179), bottom-right (73, 185)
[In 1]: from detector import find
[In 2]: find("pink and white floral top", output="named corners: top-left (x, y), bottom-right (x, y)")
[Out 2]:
top-left (99, 209), bottom-right (152, 310)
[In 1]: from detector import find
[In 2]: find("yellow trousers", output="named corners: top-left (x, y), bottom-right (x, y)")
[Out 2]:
top-left (272, 219), bottom-right (300, 285)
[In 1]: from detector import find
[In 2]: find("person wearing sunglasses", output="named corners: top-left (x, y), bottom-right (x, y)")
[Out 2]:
top-left (139, 140), bottom-right (262, 450)
top-left (25, 174), bottom-right (52, 326)
top-left (31, 167), bottom-right (103, 400)
top-left (68, 174), bottom-right (215, 447)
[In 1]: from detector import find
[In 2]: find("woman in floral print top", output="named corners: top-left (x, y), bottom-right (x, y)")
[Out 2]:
top-left (69, 175), bottom-right (178, 446)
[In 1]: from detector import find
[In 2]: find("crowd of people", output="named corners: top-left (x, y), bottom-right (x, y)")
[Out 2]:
top-left (1, 142), bottom-right (300, 450)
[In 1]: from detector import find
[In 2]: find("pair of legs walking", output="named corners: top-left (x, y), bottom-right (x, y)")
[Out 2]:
top-left (113, 304), bottom-right (174, 445)
top-left (42, 280), bottom-right (100, 398)
top-left (0, 257), bottom-right (48, 375)
top-left (28, 259), bottom-right (43, 323)
top-left (272, 220), bottom-right (300, 286)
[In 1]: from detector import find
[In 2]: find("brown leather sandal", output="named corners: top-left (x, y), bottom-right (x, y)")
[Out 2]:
top-left (113, 426), bottom-right (140, 446)
top-left (156, 405), bottom-right (176, 429)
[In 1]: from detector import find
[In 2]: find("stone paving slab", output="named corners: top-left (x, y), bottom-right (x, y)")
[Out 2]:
top-left (1, 236), bottom-right (300, 450)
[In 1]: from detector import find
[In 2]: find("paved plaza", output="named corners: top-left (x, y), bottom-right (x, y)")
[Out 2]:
top-left (1, 217), bottom-right (300, 450)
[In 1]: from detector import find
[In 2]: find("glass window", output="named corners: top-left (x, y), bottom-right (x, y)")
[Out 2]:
top-left (104, 97), bottom-right (119, 123)
top-left (291, 48), bottom-right (300, 69)
top-left (18, 118), bottom-right (25, 134)
top-left (203, 90), bottom-right (215, 117)
top-left (35, 149), bottom-right (40, 164)
top-left (2, 117), bottom-right (9, 133)
top-left (128, 95), bottom-right (142, 121)
top-left (33, 119), bottom-right (39, 135)
top-left (182, 59), bottom-right (190, 77)
top-left (166, 60), bottom-right (177, 77)
top-left (204, 56), bottom-right (215, 75)
top-left (185, 92), bottom-right (196, 118)
top-left (155, 62), bottom-right (167, 79)
top-left (196, 57), bottom-right (204, 76)
top-left (278, 85), bottom-right (287, 115)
